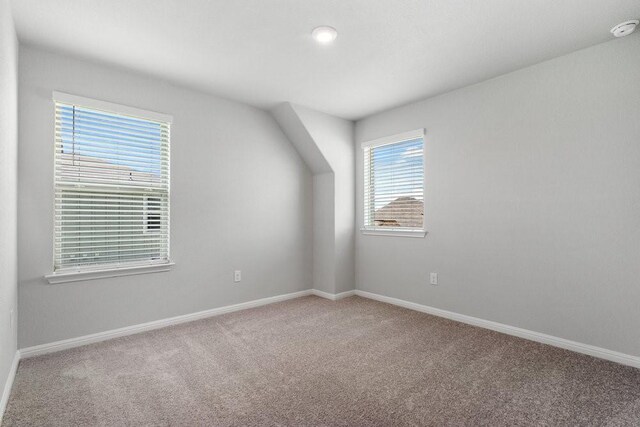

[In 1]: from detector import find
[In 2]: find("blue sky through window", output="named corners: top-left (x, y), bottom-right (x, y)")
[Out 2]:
top-left (371, 137), bottom-right (423, 210)
top-left (59, 105), bottom-right (165, 176)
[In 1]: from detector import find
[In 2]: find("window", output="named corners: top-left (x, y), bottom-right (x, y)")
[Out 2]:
top-left (144, 196), bottom-right (162, 232)
top-left (362, 129), bottom-right (425, 236)
top-left (52, 92), bottom-right (171, 274)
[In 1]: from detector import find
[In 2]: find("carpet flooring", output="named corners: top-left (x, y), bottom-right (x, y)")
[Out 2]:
top-left (3, 295), bottom-right (640, 426)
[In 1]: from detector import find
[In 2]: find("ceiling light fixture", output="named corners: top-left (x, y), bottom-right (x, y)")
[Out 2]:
top-left (610, 20), bottom-right (639, 37)
top-left (312, 26), bottom-right (338, 44)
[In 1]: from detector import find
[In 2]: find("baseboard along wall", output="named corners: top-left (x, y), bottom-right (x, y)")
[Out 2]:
top-left (20, 289), bottom-right (314, 358)
top-left (19, 288), bottom-right (355, 359)
top-left (354, 290), bottom-right (640, 369)
top-left (311, 289), bottom-right (356, 301)
top-left (0, 351), bottom-right (20, 424)
top-left (6, 286), bottom-right (638, 416)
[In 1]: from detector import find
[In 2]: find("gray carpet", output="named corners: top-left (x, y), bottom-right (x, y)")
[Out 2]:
top-left (3, 295), bottom-right (640, 426)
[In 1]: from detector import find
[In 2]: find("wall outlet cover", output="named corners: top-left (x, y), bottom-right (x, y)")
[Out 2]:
top-left (430, 272), bottom-right (438, 285)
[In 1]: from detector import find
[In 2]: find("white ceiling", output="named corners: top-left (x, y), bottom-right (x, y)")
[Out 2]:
top-left (10, 0), bottom-right (640, 120)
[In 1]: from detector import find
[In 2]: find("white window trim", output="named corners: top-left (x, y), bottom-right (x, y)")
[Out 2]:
top-left (47, 92), bottom-right (173, 282)
top-left (52, 91), bottom-right (173, 124)
top-left (361, 128), bottom-right (427, 237)
top-left (360, 228), bottom-right (427, 238)
top-left (45, 262), bottom-right (175, 284)
top-left (360, 128), bottom-right (424, 149)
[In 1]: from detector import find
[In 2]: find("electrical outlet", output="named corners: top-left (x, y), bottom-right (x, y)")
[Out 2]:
top-left (234, 270), bottom-right (241, 282)
top-left (430, 272), bottom-right (438, 286)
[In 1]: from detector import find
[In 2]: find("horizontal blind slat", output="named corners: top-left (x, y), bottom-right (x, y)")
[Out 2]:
top-left (54, 135), bottom-right (169, 154)
top-left (55, 114), bottom-right (170, 136)
top-left (57, 104), bottom-right (169, 126)
top-left (55, 143), bottom-right (169, 163)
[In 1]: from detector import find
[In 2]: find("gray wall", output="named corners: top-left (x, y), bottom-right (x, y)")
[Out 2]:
top-left (0, 0), bottom-right (18, 401)
top-left (270, 104), bottom-right (336, 295)
top-left (355, 36), bottom-right (640, 357)
top-left (18, 46), bottom-right (313, 348)
top-left (313, 173), bottom-right (336, 294)
top-left (293, 106), bottom-right (355, 294)
top-left (272, 103), bottom-right (355, 295)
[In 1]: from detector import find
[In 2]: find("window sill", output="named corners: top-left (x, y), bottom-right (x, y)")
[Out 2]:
top-left (360, 228), bottom-right (427, 238)
top-left (45, 262), bottom-right (175, 284)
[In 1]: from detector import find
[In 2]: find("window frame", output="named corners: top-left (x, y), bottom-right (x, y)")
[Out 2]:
top-left (45, 92), bottom-right (173, 284)
top-left (361, 129), bottom-right (427, 238)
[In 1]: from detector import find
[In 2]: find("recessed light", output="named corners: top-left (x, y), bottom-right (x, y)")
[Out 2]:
top-left (611, 20), bottom-right (639, 37)
top-left (312, 26), bottom-right (337, 44)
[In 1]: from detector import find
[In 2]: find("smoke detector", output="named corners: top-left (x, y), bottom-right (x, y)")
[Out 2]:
top-left (610, 20), bottom-right (639, 37)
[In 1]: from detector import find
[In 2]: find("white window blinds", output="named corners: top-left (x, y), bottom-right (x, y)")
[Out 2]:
top-left (363, 130), bottom-right (424, 232)
top-left (53, 93), bottom-right (171, 271)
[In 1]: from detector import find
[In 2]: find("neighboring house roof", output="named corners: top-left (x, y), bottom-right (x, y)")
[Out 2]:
top-left (58, 153), bottom-right (163, 188)
top-left (374, 196), bottom-right (424, 228)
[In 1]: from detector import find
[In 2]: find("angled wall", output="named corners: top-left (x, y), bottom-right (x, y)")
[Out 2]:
top-left (273, 103), bottom-right (355, 294)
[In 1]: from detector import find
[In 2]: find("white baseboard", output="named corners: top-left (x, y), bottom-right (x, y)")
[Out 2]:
top-left (354, 290), bottom-right (640, 369)
top-left (20, 289), bottom-right (313, 359)
top-left (311, 289), bottom-right (356, 301)
top-left (0, 351), bottom-right (20, 424)
top-left (18, 286), bottom-right (637, 370)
